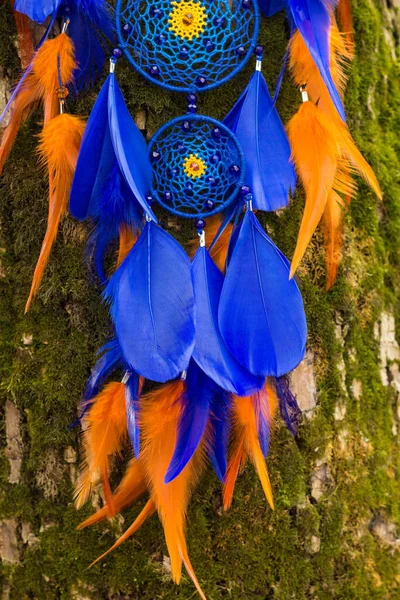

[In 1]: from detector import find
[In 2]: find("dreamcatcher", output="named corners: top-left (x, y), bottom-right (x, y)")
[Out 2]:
top-left (1, 0), bottom-right (380, 596)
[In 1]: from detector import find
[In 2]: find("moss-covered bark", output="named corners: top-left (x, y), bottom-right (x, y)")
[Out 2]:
top-left (0, 0), bottom-right (399, 598)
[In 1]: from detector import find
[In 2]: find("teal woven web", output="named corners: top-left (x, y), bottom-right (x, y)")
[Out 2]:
top-left (116, 0), bottom-right (259, 92)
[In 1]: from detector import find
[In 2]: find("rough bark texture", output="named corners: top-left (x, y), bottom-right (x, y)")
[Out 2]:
top-left (0, 1), bottom-right (399, 598)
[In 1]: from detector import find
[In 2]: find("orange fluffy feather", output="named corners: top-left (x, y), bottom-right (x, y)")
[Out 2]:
top-left (139, 381), bottom-right (207, 599)
top-left (75, 382), bottom-right (127, 513)
top-left (224, 383), bottom-right (277, 511)
top-left (12, 7), bottom-right (35, 69)
top-left (25, 113), bottom-right (84, 311)
top-left (117, 225), bottom-right (137, 267)
top-left (336, 0), bottom-right (354, 57)
top-left (0, 33), bottom-right (76, 174)
top-left (287, 101), bottom-right (341, 277)
top-left (323, 191), bottom-right (347, 290)
top-left (189, 214), bottom-right (233, 272)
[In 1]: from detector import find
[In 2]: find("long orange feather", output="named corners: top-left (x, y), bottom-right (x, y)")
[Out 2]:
top-left (139, 381), bottom-right (207, 599)
top-left (287, 100), bottom-right (341, 276)
top-left (336, 0), bottom-right (354, 57)
top-left (12, 7), bottom-right (35, 69)
top-left (75, 382), bottom-right (127, 513)
top-left (224, 383), bottom-right (277, 511)
top-left (188, 214), bottom-right (233, 272)
top-left (25, 112), bottom-right (85, 311)
top-left (323, 191), bottom-right (347, 290)
top-left (0, 33), bottom-right (76, 173)
top-left (117, 225), bottom-right (137, 267)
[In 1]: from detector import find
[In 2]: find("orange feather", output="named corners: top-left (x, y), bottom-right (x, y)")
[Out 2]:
top-left (12, 7), bottom-right (35, 69)
top-left (224, 383), bottom-right (277, 511)
top-left (139, 381), bottom-right (207, 598)
top-left (0, 33), bottom-right (76, 173)
top-left (287, 100), bottom-right (341, 277)
top-left (77, 459), bottom-right (147, 530)
top-left (323, 191), bottom-right (347, 290)
top-left (75, 382), bottom-right (127, 513)
top-left (188, 214), bottom-right (233, 272)
top-left (117, 224), bottom-right (137, 267)
top-left (336, 0), bottom-right (354, 57)
top-left (25, 113), bottom-right (85, 311)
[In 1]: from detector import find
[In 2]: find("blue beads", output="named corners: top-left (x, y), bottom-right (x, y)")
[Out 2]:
top-left (150, 7), bottom-right (163, 17)
top-left (149, 65), bottom-right (160, 77)
top-left (186, 93), bottom-right (198, 103)
top-left (211, 127), bottom-right (222, 141)
top-left (242, 0), bottom-right (251, 8)
top-left (113, 48), bottom-right (123, 58)
top-left (151, 150), bottom-right (161, 162)
top-left (204, 39), bottom-right (215, 52)
top-left (122, 22), bottom-right (132, 34)
top-left (175, 142), bottom-right (186, 154)
top-left (187, 103), bottom-right (198, 114)
top-left (240, 185), bottom-right (251, 196)
top-left (254, 44), bottom-right (264, 57)
top-left (213, 16), bottom-right (226, 27)
top-left (167, 167), bottom-right (179, 177)
top-left (204, 199), bottom-right (215, 210)
top-left (180, 46), bottom-right (189, 59)
top-left (163, 191), bottom-right (173, 202)
top-left (195, 218), bottom-right (206, 230)
top-left (181, 120), bottom-right (191, 133)
top-left (210, 152), bottom-right (221, 164)
top-left (196, 75), bottom-right (207, 87)
top-left (236, 45), bottom-right (246, 56)
top-left (146, 194), bottom-right (154, 205)
top-left (206, 176), bottom-right (217, 187)
top-left (156, 34), bottom-right (166, 45)
top-left (229, 164), bottom-right (241, 176)
top-left (185, 182), bottom-right (194, 196)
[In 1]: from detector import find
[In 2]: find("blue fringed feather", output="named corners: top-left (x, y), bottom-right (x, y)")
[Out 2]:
top-left (125, 372), bottom-right (140, 458)
top-left (219, 210), bottom-right (307, 377)
top-left (105, 221), bottom-right (196, 382)
top-left (208, 387), bottom-right (231, 481)
top-left (275, 375), bottom-right (302, 435)
top-left (224, 71), bottom-right (295, 212)
top-left (192, 246), bottom-right (264, 395)
top-left (164, 362), bottom-right (212, 483)
top-left (13, 0), bottom-right (61, 23)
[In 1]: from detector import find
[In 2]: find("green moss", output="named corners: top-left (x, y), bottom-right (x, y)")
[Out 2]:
top-left (0, 0), bottom-right (400, 597)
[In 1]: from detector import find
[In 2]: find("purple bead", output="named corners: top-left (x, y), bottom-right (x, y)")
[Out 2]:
top-left (187, 103), bottom-right (198, 114)
top-left (210, 152), bottom-right (221, 164)
top-left (150, 7), bottom-right (164, 17)
top-left (236, 45), bottom-right (246, 56)
top-left (167, 167), bottom-right (179, 177)
top-left (229, 164), bottom-right (240, 176)
top-left (186, 93), bottom-right (198, 103)
top-left (185, 183), bottom-right (194, 196)
top-left (123, 22), bottom-right (132, 34)
top-left (175, 142), bottom-right (186, 154)
top-left (240, 185), bottom-right (251, 196)
top-left (151, 150), bottom-right (161, 162)
top-left (113, 48), bottom-right (123, 58)
top-left (146, 194), bottom-right (154, 204)
top-left (211, 127), bottom-right (221, 141)
top-left (181, 120), bottom-right (191, 132)
top-left (196, 75), bottom-right (207, 87)
top-left (180, 46), bottom-right (189, 59)
top-left (242, 0), bottom-right (251, 7)
top-left (163, 191), bottom-right (173, 202)
top-left (149, 65), bottom-right (160, 77)
top-left (254, 44), bottom-right (264, 57)
top-left (156, 34), bottom-right (166, 44)
top-left (206, 176), bottom-right (217, 187)
top-left (204, 199), bottom-right (214, 210)
top-left (213, 17), bottom-right (226, 27)
top-left (195, 218), bottom-right (206, 230)
top-left (204, 39), bottom-right (215, 51)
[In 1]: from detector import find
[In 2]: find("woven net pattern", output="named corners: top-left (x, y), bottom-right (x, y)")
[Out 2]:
top-left (149, 115), bottom-right (245, 218)
top-left (116, 0), bottom-right (259, 92)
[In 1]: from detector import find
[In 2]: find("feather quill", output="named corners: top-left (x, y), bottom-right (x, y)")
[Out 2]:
top-left (25, 112), bottom-right (85, 311)
top-left (75, 382), bottom-right (127, 512)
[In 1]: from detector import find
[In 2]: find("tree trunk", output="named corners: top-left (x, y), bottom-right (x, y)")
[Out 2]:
top-left (0, 1), bottom-right (399, 598)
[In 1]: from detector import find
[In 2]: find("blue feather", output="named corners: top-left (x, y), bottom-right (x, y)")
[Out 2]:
top-left (255, 388), bottom-right (271, 458)
top-left (125, 372), bottom-right (140, 458)
top-left (13, 0), bottom-right (61, 23)
top-left (108, 74), bottom-right (155, 222)
top-left (164, 362), bottom-right (211, 483)
top-left (64, 0), bottom-right (115, 91)
top-left (218, 210), bottom-right (307, 377)
top-left (192, 246), bottom-right (264, 395)
top-left (105, 221), bottom-right (196, 382)
top-left (275, 375), bottom-right (301, 435)
top-left (208, 387), bottom-right (231, 481)
top-left (224, 71), bottom-right (295, 212)
top-left (258, 0), bottom-right (287, 17)
top-left (287, 0), bottom-right (346, 121)
top-left (70, 75), bottom-right (114, 220)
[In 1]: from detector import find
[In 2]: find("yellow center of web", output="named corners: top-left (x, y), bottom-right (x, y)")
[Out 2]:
top-left (169, 0), bottom-right (207, 40)
top-left (183, 154), bottom-right (207, 178)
